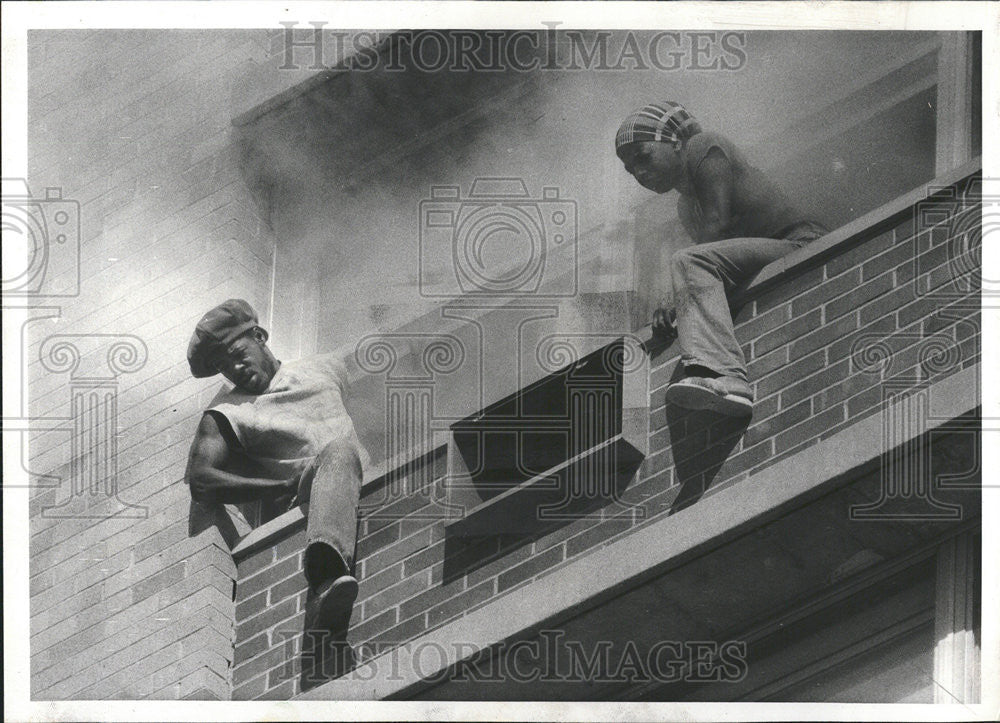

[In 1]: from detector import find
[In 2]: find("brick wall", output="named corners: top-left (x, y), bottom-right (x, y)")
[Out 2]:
top-left (228, 171), bottom-right (981, 699)
top-left (24, 30), bottom-right (980, 702)
top-left (25, 30), bottom-right (315, 700)
top-left (639, 185), bottom-right (980, 513)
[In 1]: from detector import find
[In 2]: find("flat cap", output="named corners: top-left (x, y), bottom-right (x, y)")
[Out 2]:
top-left (187, 299), bottom-right (260, 378)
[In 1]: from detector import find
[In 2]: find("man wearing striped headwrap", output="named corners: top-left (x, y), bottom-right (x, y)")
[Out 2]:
top-left (617, 101), bottom-right (827, 416)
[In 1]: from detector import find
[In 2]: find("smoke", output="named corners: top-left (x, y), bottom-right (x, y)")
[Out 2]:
top-left (234, 29), bottom-right (945, 349)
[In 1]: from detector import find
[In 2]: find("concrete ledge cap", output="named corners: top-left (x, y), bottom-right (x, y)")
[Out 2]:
top-left (296, 362), bottom-right (980, 700)
top-left (231, 506), bottom-right (306, 560)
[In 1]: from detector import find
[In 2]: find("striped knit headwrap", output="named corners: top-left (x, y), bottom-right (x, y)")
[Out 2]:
top-left (615, 101), bottom-right (699, 153)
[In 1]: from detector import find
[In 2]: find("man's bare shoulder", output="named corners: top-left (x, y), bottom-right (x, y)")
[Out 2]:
top-left (196, 411), bottom-right (223, 436)
top-left (684, 131), bottom-right (734, 162)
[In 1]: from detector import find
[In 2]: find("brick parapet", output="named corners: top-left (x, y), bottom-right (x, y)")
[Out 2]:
top-left (23, 28), bottom-right (982, 702)
top-left (227, 164), bottom-right (981, 699)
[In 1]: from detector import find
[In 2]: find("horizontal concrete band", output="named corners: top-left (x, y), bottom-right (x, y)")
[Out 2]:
top-left (295, 362), bottom-right (981, 700)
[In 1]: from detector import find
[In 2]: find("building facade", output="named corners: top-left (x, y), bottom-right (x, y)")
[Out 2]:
top-left (21, 29), bottom-right (982, 702)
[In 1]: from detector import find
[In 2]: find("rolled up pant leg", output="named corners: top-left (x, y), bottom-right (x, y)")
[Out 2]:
top-left (295, 440), bottom-right (363, 587)
top-left (671, 237), bottom-right (806, 381)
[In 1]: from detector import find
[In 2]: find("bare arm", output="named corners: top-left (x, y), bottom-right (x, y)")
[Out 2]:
top-left (184, 413), bottom-right (296, 504)
top-left (691, 147), bottom-right (734, 243)
top-left (677, 194), bottom-right (703, 243)
top-left (652, 148), bottom-right (733, 338)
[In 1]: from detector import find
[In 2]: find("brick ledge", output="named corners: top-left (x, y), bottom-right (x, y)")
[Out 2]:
top-left (742, 157), bottom-right (980, 298)
top-left (230, 441), bottom-right (448, 561)
top-left (295, 362), bottom-right (980, 700)
top-left (230, 506), bottom-right (306, 561)
top-left (638, 158), bottom-right (981, 351)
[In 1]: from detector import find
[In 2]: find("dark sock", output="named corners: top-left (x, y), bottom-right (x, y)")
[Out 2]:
top-left (686, 365), bottom-right (721, 379)
top-left (305, 543), bottom-right (349, 590)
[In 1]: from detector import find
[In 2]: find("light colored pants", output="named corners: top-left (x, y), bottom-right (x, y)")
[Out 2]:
top-left (293, 440), bottom-right (363, 586)
top-left (671, 224), bottom-right (825, 382)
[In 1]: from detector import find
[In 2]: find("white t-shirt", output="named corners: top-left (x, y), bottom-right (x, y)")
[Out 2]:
top-left (208, 354), bottom-right (362, 481)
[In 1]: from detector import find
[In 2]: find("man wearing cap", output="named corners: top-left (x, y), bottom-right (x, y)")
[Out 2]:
top-left (184, 299), bottom-right (364, 630)
top-left (616, 101), bottom-right (828, 416)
